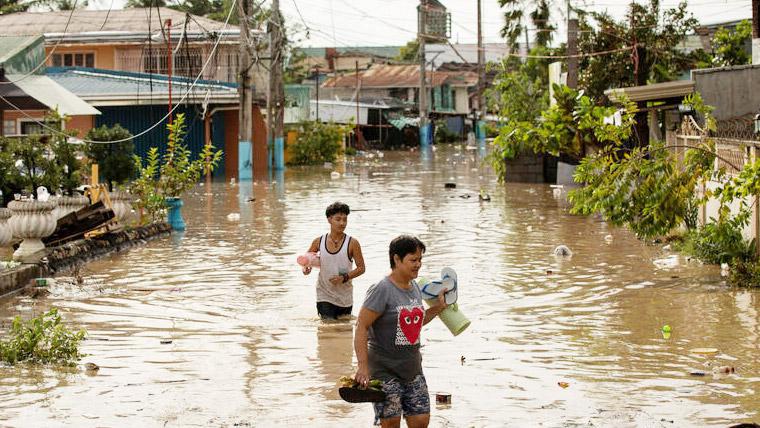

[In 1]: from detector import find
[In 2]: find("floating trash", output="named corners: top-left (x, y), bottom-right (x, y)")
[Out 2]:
top-left (444, 183), bottom-right (456, 189)
top-left (227, 213), bottom-right (240, 221)
top-left (720, 263), bottom-right (729, 277)
top-left (553, 245), bottom-right (572, 257)
top-left (604, 234), bottom-right (614, 242)
top-left (435, 392), bottom-right (452, 404)
top-left (690, 348), bottom-right (719, 355)
top-left (330, 171), bottom-right (341, 179)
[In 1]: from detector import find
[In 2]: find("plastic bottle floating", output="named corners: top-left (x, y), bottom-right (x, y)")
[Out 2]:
top-left (553, 245), bottom-right (572, 257)
top-left (297, 252), bottom-right (320, 268)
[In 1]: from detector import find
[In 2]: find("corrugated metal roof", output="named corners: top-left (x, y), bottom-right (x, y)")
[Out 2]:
top-left (605, 80), bottom-right (695, 103)
top-left (298, 46), bottom-right (401, 59)
top-left (426, 43), bottom-right (512, 64)
top-left (7, 74), bottom-right (100, 116)
top-left (46, 67), bottom-right (238, 106)
top-left (0, 8), bottom-right (236, 39)
top-left (0, 35), bottom-right (43, 64)
top-left (322, 64), bottom-right (450, 89)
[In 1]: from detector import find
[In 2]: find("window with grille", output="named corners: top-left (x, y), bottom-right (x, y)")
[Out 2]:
top-left (3, 120), bottom-right (15, 136)
top-left (142, 47), bottom-right (203, 78)
top-left (51, 53), bottom-right (95, 68)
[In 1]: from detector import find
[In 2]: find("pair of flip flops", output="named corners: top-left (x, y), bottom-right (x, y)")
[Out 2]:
top-left (419, 267), bottom-right (458, 305)
top-left (339, 386), bottom-right (386, 403)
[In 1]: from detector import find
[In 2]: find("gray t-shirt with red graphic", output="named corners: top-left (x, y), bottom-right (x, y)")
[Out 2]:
top-left (363, 276), bottom-right (425, 382)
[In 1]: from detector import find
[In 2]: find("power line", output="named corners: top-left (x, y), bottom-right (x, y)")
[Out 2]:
top-left (0, 2), bottom-right (79, 85)
top-left (0, 0), bottom-right (239, 145)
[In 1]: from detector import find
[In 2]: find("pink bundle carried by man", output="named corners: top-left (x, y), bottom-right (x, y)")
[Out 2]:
top-left (297, 252), bottom-right (320, 268)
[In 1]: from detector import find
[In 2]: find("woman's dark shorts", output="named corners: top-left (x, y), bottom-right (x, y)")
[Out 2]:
top-left (373, 374), bottom-right (430, 424)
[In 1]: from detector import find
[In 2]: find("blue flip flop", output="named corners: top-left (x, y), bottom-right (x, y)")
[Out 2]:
top-left (420, 268), bottom-right (458, 305)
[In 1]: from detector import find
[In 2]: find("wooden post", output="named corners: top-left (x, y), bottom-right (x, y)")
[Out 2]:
top-left (90, 164), bottom-right (99, 202)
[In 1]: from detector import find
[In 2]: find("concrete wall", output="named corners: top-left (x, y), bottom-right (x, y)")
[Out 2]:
top-left (693, 64), bottom-right (760, 120)
top-left (504, 152), bottom-right (555, 183)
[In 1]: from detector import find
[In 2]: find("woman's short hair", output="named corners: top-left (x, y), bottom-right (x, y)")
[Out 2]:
top-left (389, 235), bottom-right (426, 268)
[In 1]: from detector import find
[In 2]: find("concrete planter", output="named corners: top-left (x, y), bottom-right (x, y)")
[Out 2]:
top-left (0, 208), bottom-right (12, 247)
top-left (110, 190), bottom-right (135, 225)
top-left (8, 200), bottom-right (57, 260)
top-left (53, 195), bottom-right (90, 219)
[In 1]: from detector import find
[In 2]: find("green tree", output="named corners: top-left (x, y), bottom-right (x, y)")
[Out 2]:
top-left (566, 93), bottom-right (718, 240)
top-left (577, 0), bottom-right (698, 99)
top-left (125, 0), bottom-right (165, 7)
top-left (85, 124), bottom-right (137, 192)
top-left (50, 0), bottom-right (87, 10)
top-left (498, 0), bottom-right (555, 51)
top-left (489, 84), bottom-right (638, 181)
top-left (0, 0), bottom-right (42, 13)
top-left (288, 121), bottom-right (349, 166)
top-left (712, 20), bottom-right (752, 67)
top-left (396, 39), bottom-right (420, 62)
top-left (284, 46), bottom-right (308, 84)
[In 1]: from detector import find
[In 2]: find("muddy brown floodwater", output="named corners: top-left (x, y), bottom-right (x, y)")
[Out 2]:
top-left (1, 145), bottom-right (758, 427)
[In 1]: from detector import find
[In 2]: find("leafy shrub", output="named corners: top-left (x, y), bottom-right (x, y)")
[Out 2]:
top-left (0, 308), bottom-right (86, 365)
top-left (729, 259), bottom-right (760, 288)
top-left (434, 121), bottom-right (460, 144)
top-left (85, 124), bottom-right (137, 191)
top-left (158, 114), bottom-right (222, 198)
top-left (288, 121), bottom-right (349, 166)
top-left (680, 218), bottom-right (754, 264)
top-left (131, 147), bottom-right (165, 223)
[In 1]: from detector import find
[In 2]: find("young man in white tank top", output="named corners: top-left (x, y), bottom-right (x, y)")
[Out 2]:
top-left (303, 202), bottom-right (366, 319)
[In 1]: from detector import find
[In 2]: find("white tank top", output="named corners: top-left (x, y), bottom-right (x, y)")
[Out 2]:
top-left (316, 233), bottom-right (354, 307)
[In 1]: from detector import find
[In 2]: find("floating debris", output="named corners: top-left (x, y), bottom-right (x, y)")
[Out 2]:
top-left (557, 381), bottom-right (570, 389)
top-left (479, 190), bottom-right (491, 202)
top-left (553, 245), bottom-right (573, 257)
top-left (160, 339), bottom-right (173, 345)
top-left (444, 183), bottom-right (456, 189)
top-left (227, 213), bottom-right (240, 221)
top-left (84, 362), bottom-right (100, 372)
top-left (690, 348), bottom-right (719, 355)
top-left (604, 234), bottom-right (614, 242)
top-left (330, 171), bottom-right (341, 179)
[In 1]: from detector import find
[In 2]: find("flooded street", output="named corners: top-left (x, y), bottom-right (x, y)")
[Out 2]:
top-left (1, 144), bottom-right (759, 427)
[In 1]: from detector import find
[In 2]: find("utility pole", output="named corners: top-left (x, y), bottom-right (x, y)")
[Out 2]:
top-left (269, 0), bottom-right (285, 170)
top-left (355, 60), bottom-right (360, 150)
top-left (167, 19), bottom-right (173, 124)
top-left (314, 65), bottom-right (320, 121)
top-left (566, 1), bottom-right (578, 89)
top-left (754, 0), bottom-right (760, 38)
top-left (476, 0), bottom-right (484, 113)
top-left (237, 0), bottom-right (253, 180)
top-left (418, 0), bottom-right (429, 145)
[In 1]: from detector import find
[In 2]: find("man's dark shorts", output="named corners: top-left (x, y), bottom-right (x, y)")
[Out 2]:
top-left (316, 301), bottom-right (352, 319)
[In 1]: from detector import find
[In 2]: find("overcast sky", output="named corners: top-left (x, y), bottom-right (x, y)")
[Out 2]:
top-left (87, 0), bottom-right (752, 47)
top-left (276, 0), bottom-right (752, 47)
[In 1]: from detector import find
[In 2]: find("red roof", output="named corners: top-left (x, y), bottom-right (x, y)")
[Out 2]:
top-left (322, 64), bottom-right (451, 89)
